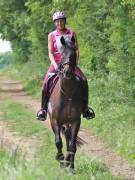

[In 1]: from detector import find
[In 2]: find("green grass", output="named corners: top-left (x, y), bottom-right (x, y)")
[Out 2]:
top-left (0, 92), bottom-right (123, 180)
top-left (0, 148), bottom-right (123, 180)
top-left (81, 73), bottom-right (135, 164)
top-left (0, 94), bottom-right (45, 136)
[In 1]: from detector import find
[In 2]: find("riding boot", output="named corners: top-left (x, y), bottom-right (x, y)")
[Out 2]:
top-left (37, 88), bottom-right (49, 121)
top-left (82, 80), bottom-right (95, 119)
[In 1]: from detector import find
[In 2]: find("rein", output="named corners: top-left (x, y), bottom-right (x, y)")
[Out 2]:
top-left (57, 69), bottom-right (78, 101)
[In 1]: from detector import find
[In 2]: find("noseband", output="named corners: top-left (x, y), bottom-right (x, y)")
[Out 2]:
top-left (57, 60), bottom-right (75, 78)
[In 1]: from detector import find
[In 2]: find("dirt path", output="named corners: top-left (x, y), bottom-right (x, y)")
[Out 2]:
top-left (0, 121), bottom-right (38, 161)
top-left (0, 76), bottom-right (135, 180)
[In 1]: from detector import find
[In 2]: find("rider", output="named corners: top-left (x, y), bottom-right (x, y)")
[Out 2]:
top-left (37, 11), bottom-right (95, 121)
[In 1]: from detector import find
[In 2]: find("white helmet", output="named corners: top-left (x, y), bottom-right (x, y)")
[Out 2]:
top-left (53, 11), bottom-right (66, 21)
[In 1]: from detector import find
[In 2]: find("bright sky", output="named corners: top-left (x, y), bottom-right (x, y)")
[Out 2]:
top-left (0, 38), bottom-right (12, 52)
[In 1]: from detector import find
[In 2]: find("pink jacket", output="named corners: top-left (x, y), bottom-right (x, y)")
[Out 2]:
top-left (48, 28), bottom-right (76, 63)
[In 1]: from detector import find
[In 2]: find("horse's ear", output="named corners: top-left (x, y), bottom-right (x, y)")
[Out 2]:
top-left (71, 36), bottom-right (75, 44)
top-left (60, 36), bottom-right (66, 46)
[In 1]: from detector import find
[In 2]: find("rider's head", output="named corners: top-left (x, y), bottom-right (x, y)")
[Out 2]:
top-left (53, 11), bottom-right (66, 31)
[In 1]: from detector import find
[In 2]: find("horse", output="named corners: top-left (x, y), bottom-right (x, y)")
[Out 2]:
top-left (48, 36), bottom-right (84, 173)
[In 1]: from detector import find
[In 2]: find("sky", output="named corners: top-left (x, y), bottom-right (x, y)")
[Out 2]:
top-left (0, 38), bottom-right (12, 53)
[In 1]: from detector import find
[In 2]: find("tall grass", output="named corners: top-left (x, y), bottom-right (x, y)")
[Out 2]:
top-left (0, 148), bottom-right (123, 180)
top-left (85, 73), bottom-right (135, 164)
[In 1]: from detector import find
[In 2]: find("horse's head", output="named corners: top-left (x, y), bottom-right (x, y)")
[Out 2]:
top-left (59, 36), bottom-right (77, 79)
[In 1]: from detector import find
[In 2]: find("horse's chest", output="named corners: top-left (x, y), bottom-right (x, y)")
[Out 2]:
top-left (50, 80), bottom-right (82, 123)
top-left (55, 101), bottom-right (81, 123)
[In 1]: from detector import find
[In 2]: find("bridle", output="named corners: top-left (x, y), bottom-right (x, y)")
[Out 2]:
top-left (57, 44), bottom-right (77, 97)
top-left (58, 44), bottom-right (77, 75)
top-left (57, 58), bottom-right (75, 79)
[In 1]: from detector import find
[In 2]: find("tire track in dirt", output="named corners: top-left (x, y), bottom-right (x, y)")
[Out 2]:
top-left (0, 77), bottom-right (135, 180)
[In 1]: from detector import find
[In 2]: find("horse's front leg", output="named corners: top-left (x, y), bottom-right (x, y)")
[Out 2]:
top-left (51, 119), bottom-right (64, 162)
top-left (65, 120), bottom-right (81, 173)
top-left (64, 126), bottom-right (71, 167)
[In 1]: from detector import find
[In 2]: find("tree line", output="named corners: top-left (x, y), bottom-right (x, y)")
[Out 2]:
top-left (0, 0), bottom-right (135, 97)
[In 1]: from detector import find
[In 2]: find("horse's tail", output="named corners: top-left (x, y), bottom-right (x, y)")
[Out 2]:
top-left (61, 126), bottom-right (85, 147)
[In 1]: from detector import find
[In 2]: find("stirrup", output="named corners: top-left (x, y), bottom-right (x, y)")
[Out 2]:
top-left (83, 107), bottom-right (95, 119)
top-left (36, 109), bottom-right (47, 121)
top-left (89, 107), bottom-right (95, 119)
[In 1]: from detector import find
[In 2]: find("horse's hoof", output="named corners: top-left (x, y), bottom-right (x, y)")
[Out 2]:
top-left (55, 153), bottom-right (64, 161)
top-left (60, 160), bottom-right (65, 168)
top-left (67, 168), bottom-right (76, 176)
top-left (65, 160), bottom-right (70, 167)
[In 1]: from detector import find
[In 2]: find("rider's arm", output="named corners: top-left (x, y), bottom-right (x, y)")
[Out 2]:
top-left (74, 33), bottom-right (79, 65)
top-left (48, 34), bottom-right (58, 70)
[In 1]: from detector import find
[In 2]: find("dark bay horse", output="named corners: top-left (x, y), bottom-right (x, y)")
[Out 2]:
top-left (48, 36), bottom-right (84, 173)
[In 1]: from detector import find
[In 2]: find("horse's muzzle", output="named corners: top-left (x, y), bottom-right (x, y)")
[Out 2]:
top-left (64, 69), bottom-right (73, 79)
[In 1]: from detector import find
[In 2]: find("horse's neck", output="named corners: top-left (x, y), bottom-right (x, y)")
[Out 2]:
top-left (62, 77), bottom-right (75, 86)
top-left (60, 77), bottom-right (77, 96)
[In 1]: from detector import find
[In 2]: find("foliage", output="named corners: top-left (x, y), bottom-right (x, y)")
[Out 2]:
top-left (0, 0), bottom-right (135, 84)
top-left (0, 52), bottom-right (14, 68)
